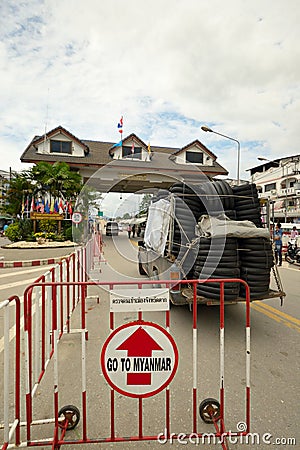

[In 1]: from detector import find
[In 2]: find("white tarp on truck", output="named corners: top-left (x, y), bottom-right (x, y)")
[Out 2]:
top-left (144, 198), bottom-right (172, 255)
top-left (197, 214), bottom-right (271, 239)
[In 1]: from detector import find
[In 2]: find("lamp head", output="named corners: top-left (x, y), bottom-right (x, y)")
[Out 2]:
top-left (257, 157), bottom-right (268, 161)
top-left (201, 126), bottom-right (213, 133)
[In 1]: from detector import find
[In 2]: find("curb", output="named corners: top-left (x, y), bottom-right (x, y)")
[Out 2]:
top-left (0, 256), bottom-right (67, 269)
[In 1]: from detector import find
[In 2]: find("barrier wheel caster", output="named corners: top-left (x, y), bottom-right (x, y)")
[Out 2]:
top-left (58, 405), bottom-right (80, 430)
top-left (199, 398), bottom-right (220, 424)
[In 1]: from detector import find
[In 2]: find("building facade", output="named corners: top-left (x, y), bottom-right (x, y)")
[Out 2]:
top-left (248, 155), bottom-right (300, 224)
top-left (20, 126), bottom-right (228, 193)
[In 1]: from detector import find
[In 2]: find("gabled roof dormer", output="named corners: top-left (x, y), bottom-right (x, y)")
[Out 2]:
top-left (170, 140), bottom-right (217, 166)
top-left (32, 125), bottom-right (89, 157)
top-left (109, 133), bottom-right (151, 161)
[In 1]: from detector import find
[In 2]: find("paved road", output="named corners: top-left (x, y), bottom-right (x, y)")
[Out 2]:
top-left (0, 233), bottom-right (299, 449)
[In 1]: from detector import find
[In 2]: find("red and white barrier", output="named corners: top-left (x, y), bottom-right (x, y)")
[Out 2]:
top-left (1, 270), bottom-right (251, 450)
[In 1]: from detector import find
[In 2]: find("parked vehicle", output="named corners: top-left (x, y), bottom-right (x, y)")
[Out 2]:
top-left (138, 182), bottom-right (285, 306)
top-left (285, 238), bottom-right (300, 264)
top-left (106, 221), bottom-right (119, 236)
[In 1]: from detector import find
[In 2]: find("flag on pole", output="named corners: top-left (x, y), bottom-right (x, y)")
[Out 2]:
top-left (112, 140), bottom-right (122, 148)
top-left (50, 198), bottom-right (54, 213)
top-left (40, 199), bottom-right (45, 213)
top-left (58, 198), bottom-right (64, 214)
top-left (45, 200), bottom-right (50, 213)
top-left (68, 201), bottom-right (73, 215)
top-left (30, 197), bottom-right (35, 212)
top-left (147, 142), bottom-right (151, 154)
top-left (54, 199), bottom-right (59, 213)
top-left (117, 116), bottom-right (123, 136)
top-left (131, 142), bottom-right (135, 154)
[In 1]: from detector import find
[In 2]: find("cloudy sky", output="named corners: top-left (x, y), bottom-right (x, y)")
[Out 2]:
top-left (1, 0), bottom-right (299, 184)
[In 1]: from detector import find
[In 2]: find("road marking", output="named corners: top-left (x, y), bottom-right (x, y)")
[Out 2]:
top-left (0, 277), bottom-right (40, 291)
top-left (0, 265), bottom-right (53, 279)
top-left (255, 302), bottom-right (300, 326)
top-left (0, 315), bottom-right (25, 354)
top-left (251, 302), bottom-right (300, 333)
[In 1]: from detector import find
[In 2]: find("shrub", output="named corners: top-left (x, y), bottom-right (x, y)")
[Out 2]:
top-left (39, 219), bottom-right (57, 234)
top-left (4, 223), bottom-right (22, 242)
top-left (64, 226), bottom-right (73, 241)
top-left (18, 219), bottom-right (33, 239)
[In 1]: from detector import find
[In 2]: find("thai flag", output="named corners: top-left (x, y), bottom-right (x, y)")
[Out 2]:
top-left (118, 116), bottom-right (123, 133)
top-left (58, 198), bottom-right (64, 214)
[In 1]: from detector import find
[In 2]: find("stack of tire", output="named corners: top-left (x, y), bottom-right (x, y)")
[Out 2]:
top-left (170, 196), bottom-right (199, 277)
top-left (192, 237), bottom-right (240, 301)
top-left (232, 183), bottom-right (263, 227)
top-left (238, 238), bottom-right (274, 299)
top-left (169, 183), bottom-right (206, 220)
top-left (154, 182), bottom-right (273, 301)
top-left (154, 188), bottom-right (198, 276)
top-left (212, 180), bottom-right (236, 220)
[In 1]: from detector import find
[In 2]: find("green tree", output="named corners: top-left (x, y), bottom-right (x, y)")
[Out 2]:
top-left (30, 162), bottom-right (82, 199)
top-left (5, 171), bottom-right (33, 217)
top-left (139, 194), bottom-right (153, 215)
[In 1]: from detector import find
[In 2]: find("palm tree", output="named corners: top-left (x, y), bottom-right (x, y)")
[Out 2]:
top-left (30, 162), bottom-right (82, 200)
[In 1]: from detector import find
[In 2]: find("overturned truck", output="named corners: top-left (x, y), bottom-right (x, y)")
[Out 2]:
top-left (138, 181), bottom-right (285, 306)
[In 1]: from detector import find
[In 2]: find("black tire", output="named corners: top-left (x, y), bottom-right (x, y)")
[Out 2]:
top-left (239, 249), bottom-right (273, 257)
top-left (232, 183), bottom-right (258, 193)
top-left (199, 398), bottom-right (221, 424)
top-left (238, 242), bottom-right (272, 251)
top-left (138, 262), bottom-right (147, 276)
top-left (195, 255), bottom-right (239, 264)
top-left (198, 266), bottom-right (240, 275)
top-left (240, 266), bottom-right (271, 275)
top-left (197, 249), bottom-right (239, 258)
top-left (58, 405), bottom-right (80, 430)
top-left (213, 180), bottom-right (234, 210)
top-left (241, 261), bottom-right (274, 269)
top-left (239, 238), bottom-right (272, 245)
top-left (224, 210), bottom-right (237, 220)
top-left (199, 240), bottom-right (238, 250)
top-left (235, 200), bottom-right (260, 210)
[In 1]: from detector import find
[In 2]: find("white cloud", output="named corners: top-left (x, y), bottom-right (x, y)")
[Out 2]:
top-left (0, 0), bottom-right (299, 179)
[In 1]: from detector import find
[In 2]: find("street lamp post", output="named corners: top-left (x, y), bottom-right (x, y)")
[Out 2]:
top-left (201, 126), bottom-right (241, 185)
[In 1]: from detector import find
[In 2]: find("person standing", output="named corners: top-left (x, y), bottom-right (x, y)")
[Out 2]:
top-left (291, 226), bottom-right (299, 239)
top-left (132, 224), bottom-right (136, 238)
top-left (127, 224), bottom-right (132, 238)
top-left (274, 223), bottom-right (283, 266)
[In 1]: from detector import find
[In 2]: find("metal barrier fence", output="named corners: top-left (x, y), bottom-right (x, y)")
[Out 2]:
top-left (1, 272), bottom-right (251, 450)
top-left (0, 241), bottom-right (91, 450)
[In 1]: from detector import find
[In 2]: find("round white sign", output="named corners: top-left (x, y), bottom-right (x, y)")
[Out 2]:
top-left (100, 321), bottom-right (178, 398)
top-left (71, 212), bottom-right (83, 224)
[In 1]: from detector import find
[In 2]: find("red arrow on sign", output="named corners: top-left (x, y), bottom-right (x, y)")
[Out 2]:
top-left (116, 326), bottom-right (163, 385)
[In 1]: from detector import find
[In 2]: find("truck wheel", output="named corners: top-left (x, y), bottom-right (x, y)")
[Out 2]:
top-left (138, 262), bottom-right (147, 275)
top-left (199, 398), bottom-right (220, 423)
